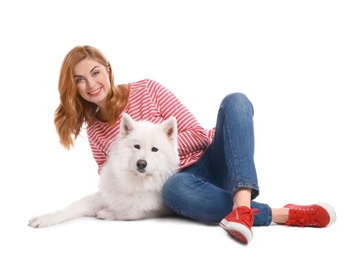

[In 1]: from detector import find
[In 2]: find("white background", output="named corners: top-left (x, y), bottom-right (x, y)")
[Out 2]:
top-left (1, 0), bottom-right (360, 259)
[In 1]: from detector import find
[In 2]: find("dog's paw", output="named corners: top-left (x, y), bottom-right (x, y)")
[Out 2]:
top-left (28, 213), bottom-right (61, 228)
top-left (96, 209), bottom-right (116, 220)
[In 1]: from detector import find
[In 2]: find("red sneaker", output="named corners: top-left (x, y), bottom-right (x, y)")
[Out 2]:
top-left (220, 206), bottom-right (260, 244)
top-left (284, 202), bottom-right (336, 227)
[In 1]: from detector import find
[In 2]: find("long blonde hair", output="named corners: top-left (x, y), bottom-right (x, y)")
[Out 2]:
top-left (54, 45), bottom-right (129, 149)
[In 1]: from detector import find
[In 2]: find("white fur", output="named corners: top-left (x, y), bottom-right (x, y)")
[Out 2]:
top-left (29, 113), bottom-right (179, 228)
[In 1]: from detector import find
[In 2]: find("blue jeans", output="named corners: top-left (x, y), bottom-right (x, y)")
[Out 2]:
top-left (162, 93), bottom-right (272, 226)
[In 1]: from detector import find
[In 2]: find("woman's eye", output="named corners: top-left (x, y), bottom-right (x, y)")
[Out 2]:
top-left (92, 71), bottom-right (100, 76)
top-left (134, 145), bottom-right (140, 149)
top-left (76, 78), bottom-right (84, 84)
top-left (151, 147), bottom-right (158, 152)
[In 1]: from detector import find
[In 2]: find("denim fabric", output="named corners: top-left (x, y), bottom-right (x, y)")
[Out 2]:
top-left (162, 93), bottom-right (272, 226)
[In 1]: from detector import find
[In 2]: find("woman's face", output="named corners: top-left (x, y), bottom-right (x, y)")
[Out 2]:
top-left (73, 58), bottom-right (110, 109)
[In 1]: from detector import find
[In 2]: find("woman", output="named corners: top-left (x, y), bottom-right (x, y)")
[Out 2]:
top-left (55, 45), bottom-right (336, 244)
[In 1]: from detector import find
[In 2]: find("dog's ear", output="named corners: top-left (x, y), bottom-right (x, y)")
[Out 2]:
top-left (161, 117), bottom-right (178, 141)
top-left (120, 113), bottom-right (135, 137)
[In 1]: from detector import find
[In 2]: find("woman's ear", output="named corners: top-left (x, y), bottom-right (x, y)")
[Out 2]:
top-left (107, 65), bottom-right (111, 77)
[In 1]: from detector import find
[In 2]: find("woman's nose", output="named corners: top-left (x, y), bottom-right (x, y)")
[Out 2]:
top-left (86, 77), bottom-right (96, 87)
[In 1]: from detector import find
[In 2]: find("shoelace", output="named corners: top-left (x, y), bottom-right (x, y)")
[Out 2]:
top-left (286, 208), bottom-right (317, 227)
top-left (235, 207), bottom-right (260, 227)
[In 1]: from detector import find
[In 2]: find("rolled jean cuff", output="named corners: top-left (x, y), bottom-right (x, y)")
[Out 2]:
top-left (252, 202), bottom-right (272, 226)
top-left (232, 183), bottom-right (260, 200)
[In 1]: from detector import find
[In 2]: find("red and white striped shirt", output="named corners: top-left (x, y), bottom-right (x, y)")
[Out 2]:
top-left (86, 79), bottom-right (215, 174)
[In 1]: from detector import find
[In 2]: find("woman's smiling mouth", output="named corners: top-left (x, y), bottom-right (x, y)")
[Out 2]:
top-left (88, 87), bottom-right (102, 96)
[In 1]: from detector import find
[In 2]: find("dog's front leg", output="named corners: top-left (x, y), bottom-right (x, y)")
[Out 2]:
top-left (28, 192), bottom-right (104, 228)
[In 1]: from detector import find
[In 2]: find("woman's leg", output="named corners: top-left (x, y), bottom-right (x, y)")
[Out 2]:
top-left (163, 93), bottom-right (272, 226)
top-left (204, 93), bottom-right (264, 243)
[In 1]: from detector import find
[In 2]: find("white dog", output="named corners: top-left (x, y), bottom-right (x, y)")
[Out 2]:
top-left (29, 113), bottom-right (179, 228)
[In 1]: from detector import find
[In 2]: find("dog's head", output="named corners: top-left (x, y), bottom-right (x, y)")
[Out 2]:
top-left (116, 113), bottom-right (179, 179)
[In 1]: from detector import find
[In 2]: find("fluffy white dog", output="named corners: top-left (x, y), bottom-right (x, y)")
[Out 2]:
top-left (29, 113), bottom-right (179, 228)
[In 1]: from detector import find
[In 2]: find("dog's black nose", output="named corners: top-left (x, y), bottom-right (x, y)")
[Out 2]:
top-left (137, 159), bottom-right (147, 170)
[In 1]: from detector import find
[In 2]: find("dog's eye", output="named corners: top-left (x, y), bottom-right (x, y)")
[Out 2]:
top-left (134, 145), bottom-right (140, 149)
top-left (151, 147), bottom-right (158, 152)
